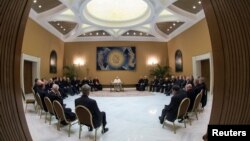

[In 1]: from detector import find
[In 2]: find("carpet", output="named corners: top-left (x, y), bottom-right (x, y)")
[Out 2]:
top-left (89, 88), bottom-right (154, 97)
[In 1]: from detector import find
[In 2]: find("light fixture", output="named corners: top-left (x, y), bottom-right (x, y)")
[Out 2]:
top-left (57, 23), bottom-right (60, 26)
top-left (74, 58), bottom-right (85, 66)
top-left (167, 29), bottom-right (169, 31)
top-left (96, 32), bottom-right (99, 35)
top-left (127, 32), bottom-right (129, 35)
top-left (173, 23), bottom-right (176, 26)
top-left (33, 0), bottom-right (37, 3)
top-left (63, 28), bottom-right (66, 31)
top-left (147, 57), bottom-right (158, 65)
top-left (133, 32), bottom-right (136, 35)
top-left (60, 26), bottom-right (63, 28)
top-left (38, 5), bottom-right (42, 8)
top-left (170, 26), bottom-right (172, 29)
top-left (198, 1), bottom-right (202, 4)
top-left (140, 32), bottom-right (142, 36)
top-left (103, 32), bottom-right (105, 35)
top-left (193, 5), bottom-right (196, 9)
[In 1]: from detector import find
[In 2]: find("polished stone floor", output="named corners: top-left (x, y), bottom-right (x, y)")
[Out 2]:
top-left (24, 89), bottom-right (212, 141)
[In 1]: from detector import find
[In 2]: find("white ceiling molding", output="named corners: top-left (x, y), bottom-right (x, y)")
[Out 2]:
top-left (29, 0), bottom-right (205, 42)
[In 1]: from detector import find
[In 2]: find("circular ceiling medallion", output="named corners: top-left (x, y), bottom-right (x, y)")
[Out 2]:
top-left (82, 0), bottom-right (152, 28)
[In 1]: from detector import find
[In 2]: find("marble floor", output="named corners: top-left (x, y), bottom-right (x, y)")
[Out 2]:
top-left (24, 89), bottom-right (212, 141)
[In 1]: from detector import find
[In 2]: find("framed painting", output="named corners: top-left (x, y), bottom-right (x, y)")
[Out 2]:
top-left (96, 46), bottom-right (136, 70)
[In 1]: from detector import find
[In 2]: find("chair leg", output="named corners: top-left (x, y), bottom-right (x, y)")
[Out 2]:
top-left (195, 111), bottom-right (198, 120)
top-left (79, 125), bottom-right (82, 139)
top-left (173, 122), bottom-right (176, 134)
top-left (40, 109), bottom-right (42, 119)
top-left (45, 112), bottom-right (47, 123)
top-left (95, 129), bottom-right (97, 141)
top-left (25, 104), bottom-right (28, 113)
top-left (68, 124), bottom-right (71, 137)
top-left (57, 120), bottom-right (60, 131)
top-left (49, 114), bottom-right (52, 125)
top-left (184, 118), bottom-right (186, 128)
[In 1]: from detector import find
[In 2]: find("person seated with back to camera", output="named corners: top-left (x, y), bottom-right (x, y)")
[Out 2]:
top-left (75, 84), bottom-right (109, 133)
top-left (112, 76), bottom-right (122, 92)
top-left (47, 84), bottom-right (76, 125)
top-left (158, 85), bottom-right (187, 124)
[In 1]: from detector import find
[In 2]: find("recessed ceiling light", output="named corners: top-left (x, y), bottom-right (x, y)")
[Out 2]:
top-left (60, 26), bottom-right (63, 28)
top-left (96, 32), bottom-right (99, 35)
top-left (63, 29), bottom-right (66, 31)
top-left (167, 29), bottom-right (169, 31)
top-left (133, 32), bottom-right (136, 35)
top-left (33, 0), bottom-right (37, 3)
top-left (140, 32), bottom-right (142, 36)
top-left (193, 5), bottom-right (196, 9)
top-left (57, 23), bottom-right (60, 26)
top-left (198, 1), bottom-right (202, 4)
top-left (103, 32), bottom-right (106, 35)
top-left (38, 5), bottom-right (42, 8)
top-left (173, 23), bottom-right (176, 26)
top-left (127, 32), bottom-right (129, 35)
top-left (170, 26), bottom-right (172, 29)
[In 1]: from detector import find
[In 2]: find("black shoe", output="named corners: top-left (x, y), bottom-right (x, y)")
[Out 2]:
top-left (101, 128), bottom-right (109, 134)
top-left (88, 127), bottom-right (93, 132)
top-left (159, 116), bottom-right (163, 124)
top-left (178, 118), bottom-right (184, 123)
top-left (60, 121), bottom-right (68, 126)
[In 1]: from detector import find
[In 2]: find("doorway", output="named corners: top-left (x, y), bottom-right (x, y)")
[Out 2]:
top-left (192, 53), bottom-right (214, 94)
top-left (21, 54), bottom-right (41, 94)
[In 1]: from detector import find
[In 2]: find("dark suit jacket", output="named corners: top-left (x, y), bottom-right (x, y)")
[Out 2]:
top-left (75, 95), bottom-right (102, 128)
top-left (165, 90), bottom-right (187, 122)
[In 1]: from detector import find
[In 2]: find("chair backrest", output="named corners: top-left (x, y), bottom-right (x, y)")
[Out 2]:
top-left (44, 97), bottom-right (54, 115)
top-left (53, 100), bottom-right (67, 122)
top-left (191, 90), bottom-right (203, 112)
top-left (35, 93), bottom-right (44, 110)
top-left (75, 105), bottom-right (94, 128)
top-left (177, 98), bottom-right (190, 119)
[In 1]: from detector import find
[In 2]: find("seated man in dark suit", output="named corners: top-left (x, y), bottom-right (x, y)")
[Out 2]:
top-left (158, 85), bottom-right (187, 124)
top-left (47, 84), bottom-right (76, 125)
top-left (75, 84), bottom-right (109, 133)
top-left (93, 76), bottom-right (103, 91)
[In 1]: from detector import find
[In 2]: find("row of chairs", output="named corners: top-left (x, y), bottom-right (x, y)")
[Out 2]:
top-left (162, 90), bottom-right (203, 133)
top-left (23, 89), bottom-right (101, 140)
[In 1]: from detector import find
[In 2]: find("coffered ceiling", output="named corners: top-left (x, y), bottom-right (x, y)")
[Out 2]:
top-left (29, 0), bottom-right (205, 42)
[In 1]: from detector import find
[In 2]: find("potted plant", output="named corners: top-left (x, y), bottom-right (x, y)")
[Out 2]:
top-left (63, 65), bottom-right (77, 79)
top-left (150, 64), bottom-right (171, 78)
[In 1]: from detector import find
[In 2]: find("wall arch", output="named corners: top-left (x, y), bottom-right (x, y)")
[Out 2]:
top-left (0, 0), bottom-right (249, 140)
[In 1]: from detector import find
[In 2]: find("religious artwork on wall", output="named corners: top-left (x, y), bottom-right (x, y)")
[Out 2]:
top-left (50, 50), bottom-right (57, 73)
top-left (175, 49), bottom-right (183, 72)
top-left (96, 46), bottom-right (136, 70)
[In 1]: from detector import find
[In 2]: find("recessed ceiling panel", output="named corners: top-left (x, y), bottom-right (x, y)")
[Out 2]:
top-left (31, 0), bottom-right (62, 13)
top-left (157, 22), bottom-right (184, 35)
top-left (173, 0), bottom-right (203, 14)
top-left (122, 30), bottom-right (154, 37)
top-left (78, 30), bottom-right (111, 37)
top-left (49, 21), bottom-right (77, 35)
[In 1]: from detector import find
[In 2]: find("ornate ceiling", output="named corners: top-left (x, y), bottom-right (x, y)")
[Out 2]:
top-left (30, 0), bottom-right (205, 42)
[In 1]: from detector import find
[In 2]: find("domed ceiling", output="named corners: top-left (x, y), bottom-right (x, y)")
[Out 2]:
top-left (30, 0), bottom-right (204, 42)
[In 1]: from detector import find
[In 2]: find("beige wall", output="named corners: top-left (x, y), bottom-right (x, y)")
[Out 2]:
top-left (22, 18), bottom-right (64, 79)
top-left (64, 42), bottom-right (168, 84)
top-left (168, 19), bottom-right (212, 76)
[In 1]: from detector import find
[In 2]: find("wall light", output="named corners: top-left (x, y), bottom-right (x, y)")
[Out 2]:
top-left (147, 57), bottom-right (158, 65)
top-left (73, 58), bottom-right (85, 66)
